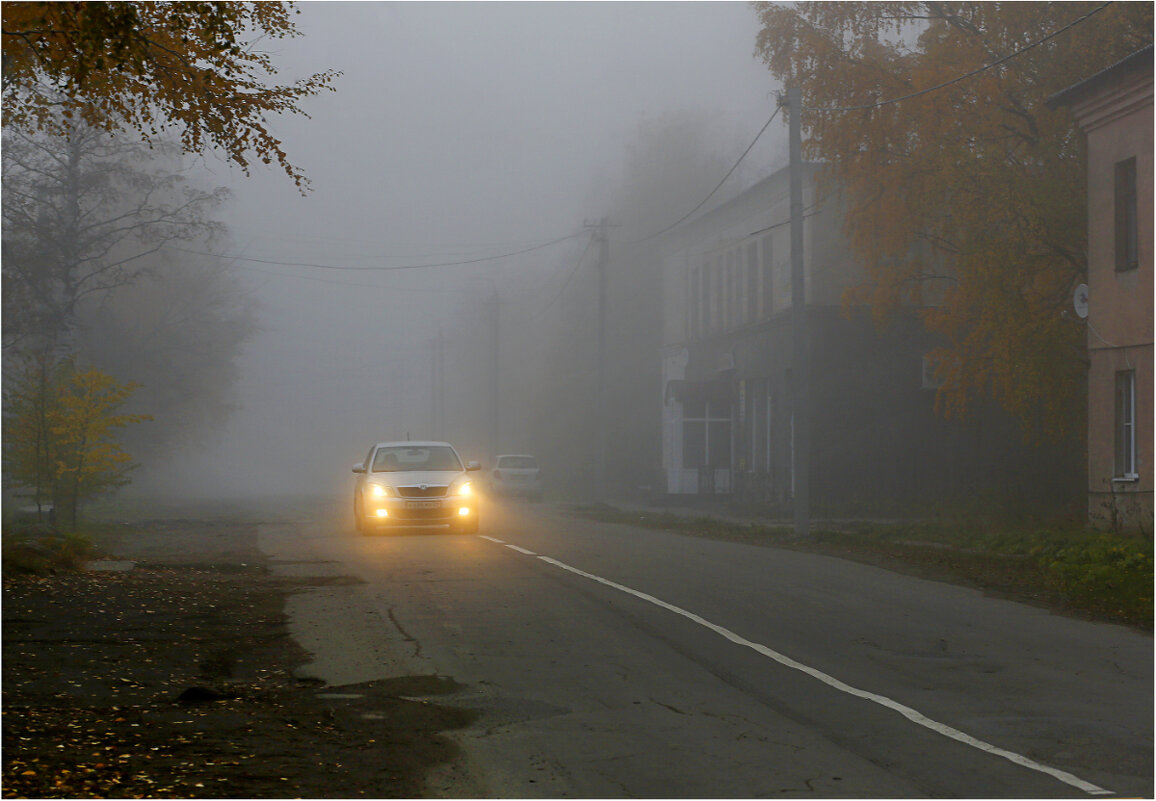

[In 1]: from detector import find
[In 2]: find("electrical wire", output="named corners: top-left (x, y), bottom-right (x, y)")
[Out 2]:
top-left (604, 3), bottom-right (1111, 249)
top-left (629, 104), bottom-right (785, 244)
top-left (171, 230), bottom-right (585, 273)
top-left (746, 205), bottom-right (820, 239)
top-left (232, 261), bottom-right (476, 292)
top-left (804, 2), bottom-right (1115, 113)
top-left (524, 231), bottom-right (597, 324)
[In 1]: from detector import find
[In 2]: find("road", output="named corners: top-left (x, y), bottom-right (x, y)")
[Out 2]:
top-left (257, 495), bottom-right (1152, 798)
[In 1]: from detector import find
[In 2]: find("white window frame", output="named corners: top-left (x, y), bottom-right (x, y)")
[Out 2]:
top-left (682, 400), bottom-right (732, 468)
top-left (1115, 370), bottom-right (1139, 481)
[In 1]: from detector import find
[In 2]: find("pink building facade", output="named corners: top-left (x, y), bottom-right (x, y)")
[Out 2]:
top-left (1052, 47), bottom-right (1153, 532)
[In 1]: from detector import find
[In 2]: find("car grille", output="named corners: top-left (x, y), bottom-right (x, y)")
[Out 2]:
top-left (397, 485), bottom-right (448, 498)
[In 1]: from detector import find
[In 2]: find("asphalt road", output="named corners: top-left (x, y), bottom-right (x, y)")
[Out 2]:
top-left (257, 495), bottom-right (1152, 798)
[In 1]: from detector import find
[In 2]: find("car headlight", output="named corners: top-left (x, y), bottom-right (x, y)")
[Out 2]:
top-left (369, 484), bottom-right (396, 499)
top-left (453, 480), bottom-right (472, 498)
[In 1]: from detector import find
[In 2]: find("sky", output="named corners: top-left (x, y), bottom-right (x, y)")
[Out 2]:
top-left (146, 1), bottom-right (790, 497)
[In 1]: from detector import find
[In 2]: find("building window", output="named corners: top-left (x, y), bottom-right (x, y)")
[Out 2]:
top-left (761, 235), bottom-right (774, 319)
top-left (726, 250), bottom-right (737, 329)
top-left (682, 398), bottom-right (732, 469)
top-left (689, 266), bottom-right (701, 340)
top-left (730, 248), bottom-right (739, 325)
top-left (1115, 157), bottom-right (1139, 272)
top-left (709, 259), bottom-right (720, 333)
top-left (1115, 370), bottom-right (1138, 479)
top-left (746, 242), bottom-right (758, 324)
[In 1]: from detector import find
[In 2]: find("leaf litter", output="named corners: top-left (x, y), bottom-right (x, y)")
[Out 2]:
top-left (3, 520), bottom-right (476, 798)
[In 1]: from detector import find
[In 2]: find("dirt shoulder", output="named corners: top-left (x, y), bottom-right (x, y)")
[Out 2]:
top-left (2, 517), bottom-right (475, 799)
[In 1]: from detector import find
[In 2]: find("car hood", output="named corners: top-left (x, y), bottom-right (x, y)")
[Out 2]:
top-left (368, 470), bottom-right (465, 487)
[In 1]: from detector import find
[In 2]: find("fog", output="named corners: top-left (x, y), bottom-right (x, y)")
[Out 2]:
top-left (136, 2), bottom-right (787, 500)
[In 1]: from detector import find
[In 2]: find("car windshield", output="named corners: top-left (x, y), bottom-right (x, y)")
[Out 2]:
top-left (498, 456), bottom-right (537, 469)
top-left (373, 446), bottom-right (462, 473)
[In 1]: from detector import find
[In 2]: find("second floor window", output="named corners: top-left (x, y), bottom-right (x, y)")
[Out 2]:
top-left (1115, 157), bottom-right (1139, 272)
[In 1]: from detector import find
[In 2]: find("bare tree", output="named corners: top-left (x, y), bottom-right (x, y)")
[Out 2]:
top-left (76, 250), bottom-right (257, 464)
top-left (1, 119), bottom-right (227, 351)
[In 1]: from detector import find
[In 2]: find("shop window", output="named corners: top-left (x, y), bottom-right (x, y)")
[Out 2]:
top-left (682, 399), bottom-right (731, 471)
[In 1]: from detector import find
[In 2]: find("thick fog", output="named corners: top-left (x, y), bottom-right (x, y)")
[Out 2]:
top-left (137, 2), bottom-right (787, 499)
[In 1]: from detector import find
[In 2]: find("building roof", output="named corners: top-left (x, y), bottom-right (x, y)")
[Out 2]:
top-left (1047, 45), bottom-right (1154, 109)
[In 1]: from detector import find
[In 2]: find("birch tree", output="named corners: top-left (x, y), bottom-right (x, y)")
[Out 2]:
top-left (753, 1), bottom-right (1152, 439)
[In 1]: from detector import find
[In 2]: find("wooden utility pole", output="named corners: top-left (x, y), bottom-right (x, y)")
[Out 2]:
top-left (785, 86), bottom-right (810, 538)
top-left (432, 327), bottom-right (445, 439)
top-left (488, 286), bottom-right (500, 459)
top-left (583, 216), bottom-right (619, 500)
top-left (595, 217), bottom-right (609, 501)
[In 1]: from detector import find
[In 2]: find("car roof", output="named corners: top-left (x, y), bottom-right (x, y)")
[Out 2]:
top-left (374, 440), bottom-right (456, 449)
top-left (495, 453), bottom-right (536, 459)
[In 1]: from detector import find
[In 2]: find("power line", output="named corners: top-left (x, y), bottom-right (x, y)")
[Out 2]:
top-left (629, 103), bottom-right (785, 244)
top-left (231, 262), bottom-right (477, 292)
top-left (747, 205), bottom-right (820, 239)
top-left (171, 230), bottom-right (584, 273)
top-left (804, 2), bottom-right (1115, 113)
top-left (525, 231), bottom-right (597, 324)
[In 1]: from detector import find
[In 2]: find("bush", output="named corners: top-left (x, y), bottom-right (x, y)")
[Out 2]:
top-left (2, 526), bottom-right (97, 576)
top-left (1034, 535), bottom-right (1154, 624)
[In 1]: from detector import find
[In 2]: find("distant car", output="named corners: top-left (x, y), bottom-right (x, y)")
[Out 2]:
top-left (488, 454), bottom-right (544, 500)
top-left (352, 441), bottom-right (481, 534)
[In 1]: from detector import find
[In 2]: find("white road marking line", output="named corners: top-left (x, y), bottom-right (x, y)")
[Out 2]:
top-left (506, 551), bottom-right (1112, 797)
top-left (480, 536), bottom-right (538, 556)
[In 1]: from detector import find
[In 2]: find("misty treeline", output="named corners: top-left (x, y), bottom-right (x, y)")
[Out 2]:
top-left (1, 117), bottom-right (255, 524)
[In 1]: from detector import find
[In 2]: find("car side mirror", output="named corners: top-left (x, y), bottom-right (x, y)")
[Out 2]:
top-left (352, 464), bottom-right (366, 474)
top-left (466, 461), bottom-right (481, 472)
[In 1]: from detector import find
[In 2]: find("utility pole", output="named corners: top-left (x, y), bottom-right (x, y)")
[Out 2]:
top-left (488, 285), bottom-right (500, 460)
top-left (784, 86), bottom-right (810, 538)
top-left (589, 217), bottom-right (610, 501)
top-left (440, 327), bottom-right (447, 439)
top-left (430, 335), bottom-right (437, 437)
top-left (432, 327), bottom-right (445, 439)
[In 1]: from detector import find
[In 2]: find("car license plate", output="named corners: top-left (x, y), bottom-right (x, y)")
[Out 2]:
top-left (406, 500), bottom-right (441, 510)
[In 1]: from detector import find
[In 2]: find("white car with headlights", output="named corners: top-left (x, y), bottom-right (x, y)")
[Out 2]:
top-left (352, 441), bottom-right (481, 534)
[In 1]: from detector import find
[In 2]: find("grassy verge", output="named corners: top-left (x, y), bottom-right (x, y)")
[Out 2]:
top-left (1, 513), bottom-right (135, 577)
top-left (566, 504), bottom-right (1153, 631)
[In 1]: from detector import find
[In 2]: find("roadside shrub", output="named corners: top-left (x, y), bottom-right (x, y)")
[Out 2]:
top-left (1033, 535), bottom-right (1153, 624)
top-left (2, 526), bottom-right (96, 576)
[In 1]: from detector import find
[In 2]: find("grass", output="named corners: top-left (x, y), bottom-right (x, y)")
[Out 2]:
top-left (1, 504), bottom-right (135, 577)
top-left (1, 524), bottom-right (101, 576)
top-left (567, 504), bottom-right (1153, 630)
